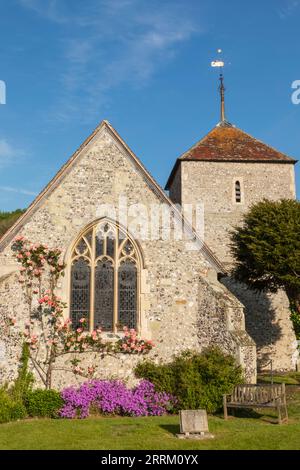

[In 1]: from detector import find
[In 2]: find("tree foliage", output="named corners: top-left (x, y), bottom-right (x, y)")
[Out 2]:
top-left (231, 199), bottom-right (300, 312)
top-left (0, 209), bottom-right (25, 238)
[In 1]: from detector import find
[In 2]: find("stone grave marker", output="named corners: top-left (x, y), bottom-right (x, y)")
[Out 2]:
top-left (177, 410), bottom-right (214, 440)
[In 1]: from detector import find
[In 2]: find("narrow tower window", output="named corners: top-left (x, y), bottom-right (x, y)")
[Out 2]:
top-left (235, 181), bottom-right (241, 203)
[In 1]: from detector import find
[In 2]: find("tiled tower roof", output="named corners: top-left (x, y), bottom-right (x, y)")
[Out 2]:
top-left (165, 122), bottom-right (296, 190)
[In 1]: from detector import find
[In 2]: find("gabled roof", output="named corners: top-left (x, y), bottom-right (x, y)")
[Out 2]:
top-left (0, 120), bottom-right (226, 274)
top-left (165, 122), bottom-right (297, 190)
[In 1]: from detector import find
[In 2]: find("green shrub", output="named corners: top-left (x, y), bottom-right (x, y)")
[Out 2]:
top-left (290, 306), bottom-right (300, 340)
top-left (135, 347), bottom-right (243, 413)
top-left (0, 389), bottom-right (27, 423)
top-left (25, 389), bottom-right (63, 418)
top-left (11, 343), bottom-right (34, 402)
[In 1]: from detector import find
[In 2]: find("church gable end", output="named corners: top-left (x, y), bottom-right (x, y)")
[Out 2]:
top-left (0, 120), bottom-right (257, 387)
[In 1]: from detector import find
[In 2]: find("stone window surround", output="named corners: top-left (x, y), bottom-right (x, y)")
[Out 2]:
top-left (61, 217), bottom-right (150, 339)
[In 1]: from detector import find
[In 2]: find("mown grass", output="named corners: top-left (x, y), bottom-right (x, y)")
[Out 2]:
top-left (258, 372), bottom-right (300, 385)
top-left (1, 388), bottom-right (300, 450)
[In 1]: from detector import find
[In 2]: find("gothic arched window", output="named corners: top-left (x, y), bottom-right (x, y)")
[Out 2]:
top-left (70, 220), bottom-right (140, 332)
top-left (235, 180), bottom-right (242, 203)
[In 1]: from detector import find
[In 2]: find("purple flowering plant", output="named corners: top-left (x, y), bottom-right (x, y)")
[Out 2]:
top-left (59, 379), bottom-right (177, 418)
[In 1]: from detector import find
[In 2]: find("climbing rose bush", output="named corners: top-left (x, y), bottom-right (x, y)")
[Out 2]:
top-left (59, 380), bottom-right (177, 418)
top-left (5, 235), bottom-right (154, 389)
top-left (116, 327), bottom-right (154, 354)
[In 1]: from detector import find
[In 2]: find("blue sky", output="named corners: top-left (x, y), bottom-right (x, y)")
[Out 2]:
top-left (0, 0), bottom-right (299, 210)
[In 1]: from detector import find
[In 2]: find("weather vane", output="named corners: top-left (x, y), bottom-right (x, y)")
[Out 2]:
top-left (211, 49), bottom-right (226, 123)
top-left (211, 48), bottom-right (224, 68)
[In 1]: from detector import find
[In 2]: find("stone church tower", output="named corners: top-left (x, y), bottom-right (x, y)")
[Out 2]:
top-left (166, 79), bottom-right (298, 371)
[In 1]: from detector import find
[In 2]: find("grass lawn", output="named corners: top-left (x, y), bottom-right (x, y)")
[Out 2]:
top-left (1, 386), bottom-right (300, 450)
top-left (258, 372), bottom-right (300, 385)
top-left (1, 414), bottom-right (300, 450)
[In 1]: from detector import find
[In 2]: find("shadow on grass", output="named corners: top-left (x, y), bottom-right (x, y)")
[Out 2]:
top-left (159, 424), bottom-right (180, 436)
top-left (215, 408), bottom-right (262, 419)
top-left (225, 408), bottom-right (281, 425)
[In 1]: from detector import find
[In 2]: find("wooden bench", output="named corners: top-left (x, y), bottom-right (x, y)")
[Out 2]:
top-left (223, 384), bottom-right (288, 424)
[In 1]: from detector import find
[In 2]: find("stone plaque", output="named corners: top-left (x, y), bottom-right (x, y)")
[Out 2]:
top-left (179, 410), bottom-right (209, 434)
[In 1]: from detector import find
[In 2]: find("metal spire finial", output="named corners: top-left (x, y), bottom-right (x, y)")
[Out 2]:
top-left (211, 49), bottom-right (230, 125)
top-left (219, 72), bottom-right (225, 122)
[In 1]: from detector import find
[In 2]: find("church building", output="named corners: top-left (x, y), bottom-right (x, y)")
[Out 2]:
top-left (0, 80), bottom-right (298, 388)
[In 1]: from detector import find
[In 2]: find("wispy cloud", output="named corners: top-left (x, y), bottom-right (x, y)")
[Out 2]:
top-left (277, 0), bottom-right (300, 19)
top-left (0, 186), bottom-right (37, 196)
top-left (19, 0), bottom-right (68, 23)
top-left (0, 139), bottom-right (25, 168)
top-left (19, 0), bottom-right (203, 123)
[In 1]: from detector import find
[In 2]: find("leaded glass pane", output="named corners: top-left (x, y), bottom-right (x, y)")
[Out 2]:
top-left (118, 260), bottom-right (137, 329)
top-left (76, 238), bottom-right (88, 255)
top-left (122, 240), bottom-right (134, 256)
top-left (70, 258), bottom-right (90, 329)
top-left (118, 228), bottom-right (126, 242)
top-left (106, 234), bottom-right (115, 258)
top-left (95, 233), bottom-right (104, 258)
top-left (94, 259), bottom-right (114, 330)
top-left (85, 230), bottom-right (93, 249)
